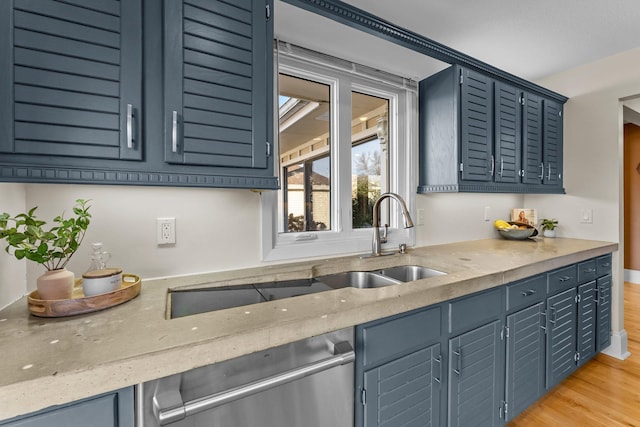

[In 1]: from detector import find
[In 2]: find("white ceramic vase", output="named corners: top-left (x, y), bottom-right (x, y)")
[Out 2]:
top-left (36, 268), bottom-right (74, 300)
top-left (543, 229), bottom-right (557, 238)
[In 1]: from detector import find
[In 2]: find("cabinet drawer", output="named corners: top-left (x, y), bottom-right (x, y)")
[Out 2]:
top-left (506, 274), bottom-right (545, 312)
top-left (547, 264), bottom-right (577, 293)
top-left (361, 305), bottom-right (441, 368)
top-left (448, 288), bottom-right (502, 335)
top-left (577, 259), bottom-right (597, 283)
top-left (597, 254), bottom-right (612, 277)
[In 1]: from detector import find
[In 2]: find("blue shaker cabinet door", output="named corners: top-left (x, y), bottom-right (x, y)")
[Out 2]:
top-left (448, 320), bottom-right (503, 427)
top-left (1, 0), bottom-right (142, 160)
top-left (0, 387), bottom-right (134, 427)
top-left (363, 344), bottom-right (442, 427)
top-left (505, 302), bottom-right (545, 422)
top-left (459, 68), bottom-right (494, 182)
top-left (597, 274), bottom-right (612, 351)
top-left (164, 0), bottom-right (273, 170)
top-left (494, 81), bottom-right (521, 184)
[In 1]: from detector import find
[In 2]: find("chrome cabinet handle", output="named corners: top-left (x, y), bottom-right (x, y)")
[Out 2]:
top-left (154, 342), bottom-right (355, 425)
top-left (499, 157), bottom-right (504, 177)
top-left (521, 289), bottom-right (536, 297)
top-left (584, 268), bottom-right (596, 274)
top-left (490, 155), bottom-right (495, 176)
top-left (172, 110), bottom-right (178, 153)
top-left (539, 163), bottom-right (544, 179)
top-left (558, 275), bottom-right (572, 282)
top-left (549, 306), bottom-right (557, 324)
top-left (126, 104), bottom-right (134, 149)
top-left (547, 163), bottom-right (552, 180)
top-left (453, 348), bottom-right (462, 375)
top-left (540, 311), bottom-right (547, 332)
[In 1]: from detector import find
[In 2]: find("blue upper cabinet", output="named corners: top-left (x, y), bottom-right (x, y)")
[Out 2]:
top-left (418, 64), bottom-right (566, 194)
top-left (0, 0), bottom-right (277, 189)
top-left (0, 0), bottom-right (142, 161)
top-left (163, 0), bottom-right (271, 170)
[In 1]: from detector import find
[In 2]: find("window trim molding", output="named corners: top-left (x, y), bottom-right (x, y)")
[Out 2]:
top-left (261, 46), bottom-right (417, 262)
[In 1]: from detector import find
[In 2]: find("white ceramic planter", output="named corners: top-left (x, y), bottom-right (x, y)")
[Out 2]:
top-left (543, 229), bottom-right (557, 238)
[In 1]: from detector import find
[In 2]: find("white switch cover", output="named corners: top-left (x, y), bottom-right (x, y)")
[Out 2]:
top-left (157, 218), bottom-right (176, 245)
top-left (484, 206), bottom-right (491, 221)
top-left (580, 209), bottom-right (593, 224)
top-left (417, 209), bottom-right (425, 225)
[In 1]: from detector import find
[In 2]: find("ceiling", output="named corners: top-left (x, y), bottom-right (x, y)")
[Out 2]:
top-left (275, 0), bottom-right (640, 83)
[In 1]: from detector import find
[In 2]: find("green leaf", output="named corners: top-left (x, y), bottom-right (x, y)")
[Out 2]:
top-left (37, 243), bottom-right (48, 254)
top-left (14, 249), bottom-right (25, 260)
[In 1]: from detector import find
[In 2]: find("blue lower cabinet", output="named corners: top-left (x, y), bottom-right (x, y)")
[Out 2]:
top-left (505, 302), bottom-right (546, 422)
top-left (448, 320), bottom-right (504, 427)
top-left (577, 281), bottom-right (598, 366)
top-left (0, 387), bottom-right (134, 427)
top-left (363, 344), bottom-right (442, 427)
top-left (597, 275), bottom-right (612, 351)
top-left (545, 287), bottom-right (578, 389)
top-left (356, 305), bottom-right (444, 427)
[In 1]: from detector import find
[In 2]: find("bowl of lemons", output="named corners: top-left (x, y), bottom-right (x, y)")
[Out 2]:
top-left (494, 220), bottom-right (538, 240)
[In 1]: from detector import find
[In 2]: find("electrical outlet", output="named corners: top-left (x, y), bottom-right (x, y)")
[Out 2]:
top-left (157, 218), bottom-right (176, 245)
top-left (580, 209), bottom-right (593, 224)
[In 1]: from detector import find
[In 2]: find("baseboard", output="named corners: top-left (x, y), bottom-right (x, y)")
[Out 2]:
top-left (601, 330), bottom-right (631, 360)
top-left (624, 269), bottom-right (640, 284)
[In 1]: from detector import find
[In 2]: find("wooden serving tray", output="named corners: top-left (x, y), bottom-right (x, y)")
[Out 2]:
top-left (28, 273), bottom-right (141, 318)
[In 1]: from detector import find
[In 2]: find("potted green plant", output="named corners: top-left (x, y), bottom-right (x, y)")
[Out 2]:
top-left (540, 218), bottom-right (558, 238)
top-left (0, 199), bottom-right (91, 300)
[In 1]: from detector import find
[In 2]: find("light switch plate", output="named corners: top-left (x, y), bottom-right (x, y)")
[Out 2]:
top-left (580, 209), bottom-right (593, 224)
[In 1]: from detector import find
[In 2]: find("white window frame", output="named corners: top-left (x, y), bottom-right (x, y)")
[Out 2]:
top-left (261, 47), bottom-right (418, 262)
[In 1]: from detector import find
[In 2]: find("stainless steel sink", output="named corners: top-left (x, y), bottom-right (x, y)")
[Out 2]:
top-left (375, 265), bottom-right (446, 282)
top-left (314, 271), bottom-right (401, 289)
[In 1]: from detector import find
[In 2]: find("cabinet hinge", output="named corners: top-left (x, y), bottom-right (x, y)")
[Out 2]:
top-left (266, 141), bottom-right (271, 157)
top-left (574, 352), bottom-right (580, 364)
top-left (266, 4), bottom-right (271, 20)
top-left (575, 294), bottom-right (580, 304)
top-left (559, 110), bottom-right (562, 117)
top-left (361, 388), bottom-right (366, 405)
top-left (459, 70), bottom-right (464, 85)
top-left (519, 96), bottom-right (525, 106)
top-left (459, 162), bottom-right (464, 172)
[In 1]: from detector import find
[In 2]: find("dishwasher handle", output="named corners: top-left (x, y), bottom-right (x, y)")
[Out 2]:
top-left (153, 342), bottom-right (355, 425)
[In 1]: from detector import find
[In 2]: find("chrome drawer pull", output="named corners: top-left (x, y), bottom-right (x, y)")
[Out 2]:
top-left (558, 275), bottom-right (572, 282)
top-left (154, 343), bottom-right (355, 425)
top-left (521, 289), bottom-right (536, 297)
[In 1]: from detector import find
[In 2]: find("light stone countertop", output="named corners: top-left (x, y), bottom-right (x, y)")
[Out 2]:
top-left (0, 237), bottom-right (617, 420)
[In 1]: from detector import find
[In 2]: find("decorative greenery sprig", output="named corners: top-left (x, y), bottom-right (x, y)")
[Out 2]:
top-left (540, 218), bottom-right (558, 231)
top-left (0, 199), bottom-right (91, 271)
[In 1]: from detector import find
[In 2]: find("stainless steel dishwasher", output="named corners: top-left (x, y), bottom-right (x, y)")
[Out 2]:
top-left (137, 327), bottom-right (354, 427)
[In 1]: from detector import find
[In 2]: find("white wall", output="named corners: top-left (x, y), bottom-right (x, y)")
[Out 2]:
top-left (0, 184), bottom-right (27, 309)
top-left (525, 47), bottom-right (640, 358)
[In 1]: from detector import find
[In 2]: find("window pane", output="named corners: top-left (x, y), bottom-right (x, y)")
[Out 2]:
top-left (351, 93), bottom-right (389, 229)
top-left (279, 74), bottom-right (331, 232)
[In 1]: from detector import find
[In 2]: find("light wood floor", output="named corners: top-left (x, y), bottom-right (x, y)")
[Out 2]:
top-left (508, 282), bottom-right (640, 427)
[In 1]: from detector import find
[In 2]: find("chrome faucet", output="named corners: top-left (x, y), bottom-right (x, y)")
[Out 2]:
top-left (370, 192), bottom-right (414, 257)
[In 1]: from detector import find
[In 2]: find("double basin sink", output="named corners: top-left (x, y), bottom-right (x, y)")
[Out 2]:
top-left (170, 265), bottom-right (446, 319)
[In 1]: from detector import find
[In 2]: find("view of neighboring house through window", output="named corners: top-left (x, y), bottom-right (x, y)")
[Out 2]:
top-left (351, 92), bottom-right (389, 228)
top-left (279, 75), bottom-right (331, 232)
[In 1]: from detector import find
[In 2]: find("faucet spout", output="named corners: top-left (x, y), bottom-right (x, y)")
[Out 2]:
top-left (371, 192), bottom-right (414, 257)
